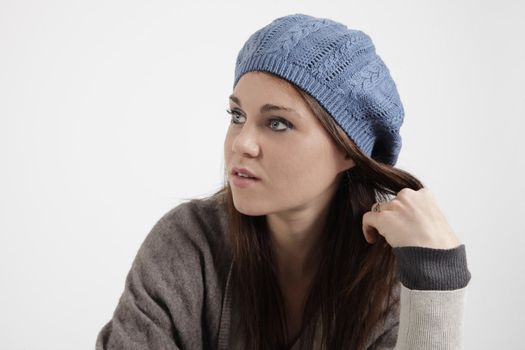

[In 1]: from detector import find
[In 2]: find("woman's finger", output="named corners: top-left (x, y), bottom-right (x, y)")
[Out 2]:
top-left (362, 211), bottom-right (381, 244)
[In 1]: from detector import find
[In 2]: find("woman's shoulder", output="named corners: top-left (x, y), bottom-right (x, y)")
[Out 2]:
top-left (96, 190), bottom-right (231, 349)
top-left (117, 190), bottom-right (232, 297)
top-left (139, 190), bottom-right (233, 290)
top-left (150, 189), bottom-right (231, 258)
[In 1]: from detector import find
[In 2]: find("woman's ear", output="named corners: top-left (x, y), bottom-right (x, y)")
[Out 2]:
top-left (339, 153), bottom-right (356, 173)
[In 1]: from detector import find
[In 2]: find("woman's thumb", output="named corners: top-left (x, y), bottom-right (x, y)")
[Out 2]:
top-left (362, 211), bottom-right (380, 244)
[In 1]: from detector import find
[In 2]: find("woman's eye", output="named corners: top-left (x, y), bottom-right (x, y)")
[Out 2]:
top-left (267, 118), bottom-right (292, 131)
top-left (226, 109), bottom-right (244, 123)
top-left (225, 109), bottom-right (294, 132)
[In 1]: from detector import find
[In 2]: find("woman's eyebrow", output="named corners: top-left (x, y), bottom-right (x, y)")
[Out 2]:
top-left (229, 94), bottom-right (299, 115)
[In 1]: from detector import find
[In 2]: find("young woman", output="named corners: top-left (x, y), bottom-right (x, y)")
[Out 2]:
top-left (96, 13), bottom-right (471, 350)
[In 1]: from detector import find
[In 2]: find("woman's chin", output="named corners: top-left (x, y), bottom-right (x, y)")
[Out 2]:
top-left (232, 197), bottom-right (266, 216)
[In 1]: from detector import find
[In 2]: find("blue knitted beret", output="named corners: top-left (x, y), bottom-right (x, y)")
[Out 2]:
top-left (233, 13), bottom-right (404, 166)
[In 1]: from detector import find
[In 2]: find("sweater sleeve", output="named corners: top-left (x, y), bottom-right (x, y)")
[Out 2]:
top-left (95, 209), bottom-right (206, 350)
top-left (367, 244), bottom-right (471, 350)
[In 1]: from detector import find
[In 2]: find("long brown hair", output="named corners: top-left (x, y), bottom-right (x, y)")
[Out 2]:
top-left (211, 73), bottom-right (424, 349)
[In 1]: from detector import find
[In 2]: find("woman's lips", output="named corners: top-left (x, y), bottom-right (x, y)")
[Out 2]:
top-left (231, 172), bottom-right (260, 188)
top-left (231, 166), bottom-right (259, 179)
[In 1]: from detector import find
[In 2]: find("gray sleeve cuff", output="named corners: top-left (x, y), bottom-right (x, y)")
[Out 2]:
top-left (392, 244), bottom-right (472, 290)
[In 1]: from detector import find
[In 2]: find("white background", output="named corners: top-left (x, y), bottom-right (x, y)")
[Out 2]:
top-left (1, 0), bottom-right (524, 349)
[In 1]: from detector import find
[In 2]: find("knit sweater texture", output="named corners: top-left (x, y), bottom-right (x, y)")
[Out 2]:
top-left (96, 191), bottom-right (471, 349)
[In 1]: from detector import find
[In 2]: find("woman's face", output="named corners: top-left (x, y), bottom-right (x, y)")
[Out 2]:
top-left (224, 71), bottom-right (354, 216)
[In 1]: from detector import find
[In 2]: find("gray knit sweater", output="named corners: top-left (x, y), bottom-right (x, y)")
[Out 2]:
top-left (96, 191), bottom-right (471, 349)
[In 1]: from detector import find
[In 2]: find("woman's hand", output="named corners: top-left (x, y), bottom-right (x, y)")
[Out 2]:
top-left (362, 187), bottom-right (461, 249)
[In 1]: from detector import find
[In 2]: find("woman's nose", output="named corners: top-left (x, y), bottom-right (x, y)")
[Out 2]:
top-left (231, 123), bottom-right (260, 157)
